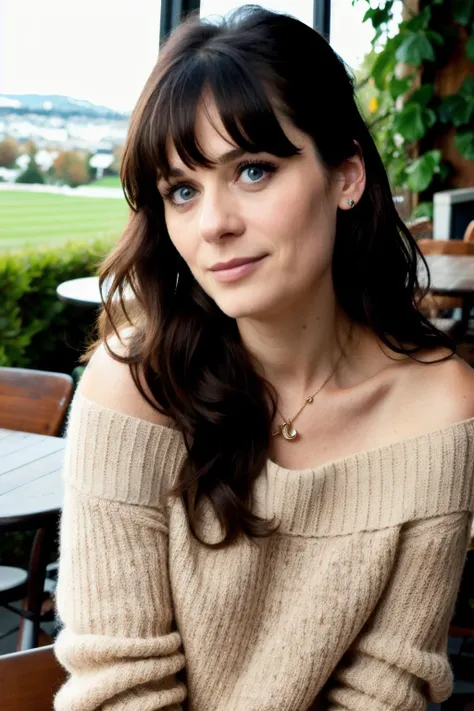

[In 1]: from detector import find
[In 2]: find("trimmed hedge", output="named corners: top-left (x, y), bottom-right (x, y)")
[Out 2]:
top-left (0, 238), bottom-right (113, 373)
top-left (0, 239), bottom-right (115, 567)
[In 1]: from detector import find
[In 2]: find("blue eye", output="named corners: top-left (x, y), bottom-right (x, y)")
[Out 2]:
top-left (172, 185), bottom-right (196, 204)
top-left (162, 159), bottom-right (278, 208)
top-left (241, 165), bottom-right (265, 182)
top-left (239, 160), bottom-right (278, 185)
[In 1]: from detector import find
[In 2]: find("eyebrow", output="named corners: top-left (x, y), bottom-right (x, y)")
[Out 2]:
top-left (167, 147), bottom-right (247, 179)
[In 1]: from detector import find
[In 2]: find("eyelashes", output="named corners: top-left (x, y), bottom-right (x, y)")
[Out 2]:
top-left (162, 159), bottom-right (279, 207)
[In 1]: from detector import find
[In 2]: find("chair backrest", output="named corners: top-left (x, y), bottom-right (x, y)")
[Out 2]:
top-left (463, 220), bottom-right (474, 243)
top-left (417, 239), bottom-right (474, 256)
top-left (407, 217), bottom-right (433, 241)
top-left (0, 644), bottom-right (66, 711)
top-left (0, 367), bottom-right (73, 436)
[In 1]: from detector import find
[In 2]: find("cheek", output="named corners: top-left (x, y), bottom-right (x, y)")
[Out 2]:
top-left (165, 216), bottom-right (195, 264)
top-left (269, 178), bottom-right (334, 256)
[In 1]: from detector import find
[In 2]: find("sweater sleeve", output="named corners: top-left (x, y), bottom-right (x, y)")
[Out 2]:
top-left (323, 510), bottom-right (473, 711)
top-left (53, 392), bottom-right (188, 711)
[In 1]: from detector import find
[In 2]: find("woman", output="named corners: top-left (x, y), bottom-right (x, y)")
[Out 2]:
top-left (54, 6), bottom-right (474, 711)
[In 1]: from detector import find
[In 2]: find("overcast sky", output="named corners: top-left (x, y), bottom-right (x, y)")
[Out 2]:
top-left (0, 0), bottom-right (375, 113)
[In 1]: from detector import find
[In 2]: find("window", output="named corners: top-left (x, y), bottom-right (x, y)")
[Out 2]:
top-left (200, 0), bottom-right (314, 28)
top-left (0, 0), bottom-right (162, 250)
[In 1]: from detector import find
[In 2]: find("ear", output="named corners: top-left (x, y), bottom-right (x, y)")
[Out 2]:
top-left (336, 141), bottom-right (366, 211)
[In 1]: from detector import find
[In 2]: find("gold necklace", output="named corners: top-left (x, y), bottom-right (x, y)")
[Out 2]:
top-left (271, 326), bottom-right (352, 441)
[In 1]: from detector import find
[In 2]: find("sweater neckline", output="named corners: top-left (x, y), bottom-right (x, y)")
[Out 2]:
top-left (266, 415), bottom-right (474, 477)
top-left (75, 389), bottom-right (474, 477)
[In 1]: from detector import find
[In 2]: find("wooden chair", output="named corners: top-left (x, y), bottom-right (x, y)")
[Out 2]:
top-left (417, 239), bottom-right (474, 256)
top-left (0, 644), bottom-right (66, 711)
top-left (417, 239), bottom-right (474, 319)
top-left (408, 217), bottom-right (474, 243)
top-left (407, 217), bottom-right (433, 241)
top-left (0, 368), bottom-right (74, 650)
top-left (463, 220), bottom-right (474, 243)
top-left (0, 367), bottom-right (74, 436)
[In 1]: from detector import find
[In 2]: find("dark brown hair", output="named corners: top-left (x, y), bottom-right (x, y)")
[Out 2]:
top-left (84, 5), bottom-right (453, 549)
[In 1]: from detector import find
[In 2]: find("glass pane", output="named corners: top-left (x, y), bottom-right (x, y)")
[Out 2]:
top-left (330, 0), bottom-right (403, 73)
top-left (0, 0), bottom-right (161, 251)
top-left (0, 0), bottom-right (161, 114)
top-left (200, 0), bottom-right (314, 28)
top-left (329, 0), bottom-right (375, 72)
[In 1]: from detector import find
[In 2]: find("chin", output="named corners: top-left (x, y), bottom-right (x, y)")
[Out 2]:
top-left (212, 292), bottom-right (277, 321)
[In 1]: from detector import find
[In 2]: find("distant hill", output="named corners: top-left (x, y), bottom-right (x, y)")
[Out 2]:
top-left (0, 93), bottom-right (128, 119)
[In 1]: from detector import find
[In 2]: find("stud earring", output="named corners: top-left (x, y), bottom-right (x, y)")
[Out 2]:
top-left (347, 198), bottom-right (355, 208)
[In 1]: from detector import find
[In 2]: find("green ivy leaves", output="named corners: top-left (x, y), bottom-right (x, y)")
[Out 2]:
top-left (467, 32), bottom-right (474, 60)
top-left (455, 130), bottom-right (474, 160)
top-left (363, 4), bottom-right (393, 28)
top-left (439, 77), bottom-right (474, 127)
top-left (394, 103), bottom-right (436, 142)
top-left (394, 5), bottom-right (444, 66)
top-left (372, 41), bottom-right (398, 90)
top-left (405, 150), bottom-right (442, 192)
top-left (393, 84), bottom-right (436, 142)
top-left (396, 32), bottom-right (436, 65)
top-left (389, 75), bottom-right (413, 100)
top-left (452, 0), bottom-right (474, 26)
top-left (354, 0), bottom-right (474, 217)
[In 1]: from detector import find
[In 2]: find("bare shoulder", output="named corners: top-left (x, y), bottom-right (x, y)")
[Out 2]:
top-left (78, 328), bottom-right (171, 428)
top-left (397, 347), bottom-right (474, 429)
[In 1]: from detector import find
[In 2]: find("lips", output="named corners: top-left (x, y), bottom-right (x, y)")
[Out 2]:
top-left (210, 256), bottom-right (265, 272)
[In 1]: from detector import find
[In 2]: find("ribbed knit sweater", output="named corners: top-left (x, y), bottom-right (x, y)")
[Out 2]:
top-left (54, 390), bottom-right (474, 711)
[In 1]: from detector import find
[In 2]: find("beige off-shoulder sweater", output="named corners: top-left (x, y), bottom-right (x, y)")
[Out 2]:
top-left (54, 390), bottom-right (474, 711)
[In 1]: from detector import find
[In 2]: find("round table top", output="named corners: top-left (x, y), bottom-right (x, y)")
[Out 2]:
top-left (56, 276), bottom-right (134, 307)
top-left (0, 429), bottom-right (66, 529)
top-left (424, 254), bottom-right (474, 298)
top-left (56, 276), bottom-right (104, 307)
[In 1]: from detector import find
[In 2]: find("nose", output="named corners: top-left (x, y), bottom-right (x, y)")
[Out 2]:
top-left (198, 185), bottom-right (244, 244)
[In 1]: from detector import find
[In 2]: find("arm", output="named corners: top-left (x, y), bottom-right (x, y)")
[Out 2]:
top-left (53, 342), bottom-right (187, 711)
top-left (323, 511), bottom-right (473, 711)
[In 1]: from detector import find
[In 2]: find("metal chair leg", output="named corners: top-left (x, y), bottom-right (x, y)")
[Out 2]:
top-left (17, 523), bottom-right (57, 651)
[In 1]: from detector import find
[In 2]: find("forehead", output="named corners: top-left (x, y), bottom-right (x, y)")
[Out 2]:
top-left (166, 97), bottom-right (234, 167)
top-left (165, 95), bottom-right (307, 172)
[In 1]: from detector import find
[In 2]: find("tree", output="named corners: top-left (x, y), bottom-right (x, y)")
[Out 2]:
top-left (0, 136), bottom-right (20, 168)
top-left (23, 139), bottom-right (38, 156)
top-left (53, 150), bottom-right (89, 187)
top-left (85, 152), bottom-right (98, 182)
top-left (16, 155), bottom-right (45, 184)
top-left (110, 144), bottom-right (125, 175)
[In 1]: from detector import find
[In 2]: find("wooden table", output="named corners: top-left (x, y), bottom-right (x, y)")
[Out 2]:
top-left (424, 255), bottom-right (474, 333)
top-left (0, 429), bottom-right (66, 650)
top-left (0, 430), bottom-right (65, 529)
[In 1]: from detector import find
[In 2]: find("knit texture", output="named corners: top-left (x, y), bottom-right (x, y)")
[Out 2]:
top-left (54, 390), bottom-right (474, 711)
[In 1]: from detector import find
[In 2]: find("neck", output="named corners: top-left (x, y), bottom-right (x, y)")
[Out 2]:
top-left (237, 279), bottom-right (353, 408)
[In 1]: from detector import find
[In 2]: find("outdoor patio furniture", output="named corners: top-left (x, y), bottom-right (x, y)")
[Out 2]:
top-left (463, 220), bottom-right (474, 243)
top-left (56, 275), bottom-right (104, 308)
top-left (0, 428), bottom-right (66, 651)
top-left (418, 242), bottom-right (474, 331)
top-left (407, 217), bottom-right (433, 241)
top-left (423, 253), bottom-right (474, 338)
top-left (0, 367), bottom-right (73, 436)
top-left (428, 317), bottom-right (459, 337)
top-left (1, 644), bottom-right (66, 711)
top-left (56, 274), bottom-right (131, 308)
top-left (0, 368), bottom-right (72, 650)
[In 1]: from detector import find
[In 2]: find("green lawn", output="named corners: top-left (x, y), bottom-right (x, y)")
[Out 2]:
top-left (89, 176), bottom-right (122, 188)
top-left (0, 190), bottom-right (129, 251)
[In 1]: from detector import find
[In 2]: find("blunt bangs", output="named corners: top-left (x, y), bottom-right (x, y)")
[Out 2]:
top-left (141, 45), bottom-right (301, 189)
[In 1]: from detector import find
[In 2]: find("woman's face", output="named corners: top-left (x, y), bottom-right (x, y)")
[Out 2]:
top-left (158, 96), bottom-right (364, 321)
